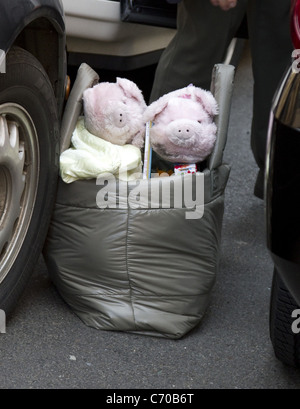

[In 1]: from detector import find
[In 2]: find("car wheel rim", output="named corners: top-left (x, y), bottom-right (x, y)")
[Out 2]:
top-left (0, 104), bottom-right (39, 284)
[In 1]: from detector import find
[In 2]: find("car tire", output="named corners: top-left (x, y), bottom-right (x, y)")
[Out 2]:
top-left (0, 47), bottom-right (59, 314)
top-left (269, 268), bottom-right (300, 367)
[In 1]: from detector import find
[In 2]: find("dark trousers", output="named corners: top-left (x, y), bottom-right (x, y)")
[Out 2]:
top-left (150, 0), bottom-right (293, 173)
top-left (247, 0), bottom-right (292, 171)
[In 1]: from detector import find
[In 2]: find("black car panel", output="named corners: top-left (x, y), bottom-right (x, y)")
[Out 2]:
top-left (0, 0), bottom-right (64, 52)
top-left (266, 67), bottom-right (300, 305)
top-left (0, 0), bottom-right (66, 116)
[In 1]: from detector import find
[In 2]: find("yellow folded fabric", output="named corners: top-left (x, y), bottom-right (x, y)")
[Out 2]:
top-left (60, 117), bottom-right (142, 183)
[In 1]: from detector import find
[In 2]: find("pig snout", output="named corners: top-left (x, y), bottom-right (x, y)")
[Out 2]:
top-left (168, 120), bottom-right (200, 144)
top-left (175, 127), bottom-right (193, 139)
top-left (111, 108), bottom-right (128, 128)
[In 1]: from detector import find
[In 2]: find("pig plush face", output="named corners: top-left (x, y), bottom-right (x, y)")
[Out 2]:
top-left (83, 78), bottom-right (147, 149)
top-left (144, 85), bottom-right (218, 163)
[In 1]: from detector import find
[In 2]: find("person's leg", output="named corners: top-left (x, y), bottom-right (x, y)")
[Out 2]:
top-left (247, 0), bottom-right (293, 198)
top-left (149, 0), bottom-right (247, 103)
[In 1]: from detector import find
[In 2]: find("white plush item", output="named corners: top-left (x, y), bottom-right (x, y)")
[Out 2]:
top-left (60, 118), bottom-right (142, 183)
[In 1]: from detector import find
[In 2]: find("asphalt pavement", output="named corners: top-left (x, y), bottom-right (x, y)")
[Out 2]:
top-left (1, 43), bottom-right (300, 390)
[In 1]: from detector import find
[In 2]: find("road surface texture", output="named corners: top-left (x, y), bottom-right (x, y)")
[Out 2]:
top-left (1, 42), bottom-right (300, 389)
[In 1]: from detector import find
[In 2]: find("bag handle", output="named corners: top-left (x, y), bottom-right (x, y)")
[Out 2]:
top-left (60, 63), bottom-right (99, 154)
top-left (208, 63), bottom-right (235, 170)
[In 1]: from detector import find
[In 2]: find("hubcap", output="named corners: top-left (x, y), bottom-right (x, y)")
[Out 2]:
top-left (0, 104), bottom-right (39, 284)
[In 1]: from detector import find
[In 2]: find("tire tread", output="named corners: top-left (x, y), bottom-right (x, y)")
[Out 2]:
top-left (270, 269), bottom-right (300, 367)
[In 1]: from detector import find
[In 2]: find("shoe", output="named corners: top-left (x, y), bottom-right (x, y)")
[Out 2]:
top-left (254, 169), bottom-right (264, 200)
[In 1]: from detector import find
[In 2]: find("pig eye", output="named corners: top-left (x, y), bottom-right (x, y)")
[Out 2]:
top-left (198, 120), bottom-right (202, 124)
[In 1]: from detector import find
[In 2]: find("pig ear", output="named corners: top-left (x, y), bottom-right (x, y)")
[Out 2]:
top-left (143, 93), bottom-right (171, 123)
top-left (83, 86), bottom-right (99, 119)
top-left (116, 77), bottom-right (146, 107)
top-left (83, 85), bottom-right (107, 133)
top-left (191, 87), bottom-right (218, 117)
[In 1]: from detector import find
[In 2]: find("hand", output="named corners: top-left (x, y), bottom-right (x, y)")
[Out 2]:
top-left (210, 0), bottom-right (238, 11)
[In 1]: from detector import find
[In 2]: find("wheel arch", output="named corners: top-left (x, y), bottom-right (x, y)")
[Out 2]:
top-left (2, 8), bottom-right (66, 118)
